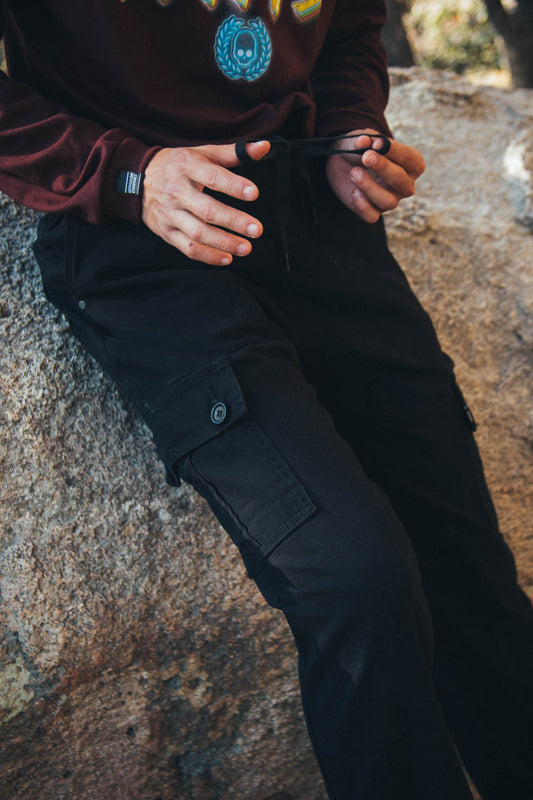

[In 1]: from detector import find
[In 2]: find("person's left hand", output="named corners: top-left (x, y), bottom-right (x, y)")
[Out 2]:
top-left (325, 129), bottom-right (426, 223)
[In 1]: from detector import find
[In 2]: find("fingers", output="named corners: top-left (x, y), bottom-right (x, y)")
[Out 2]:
top-left (159, 215), bottom-right (253, 267)
top-left (181, 150), bottom-right (260, 202)
top-left (350, 186), bottom-right (382, 224)
top-left (172, 172), bottom-right (263, 261)
top-left (327, 130), bottom-right (426, 224)
top-left (368, 139), bottom-right (426, 180)
top-left (350, 167), bottom-right (401, 219)
top-left (150, 197), bottom-right (262, 267)
top-left (184, 182), bottom-right (263, 238)
top-left (348, 142), bottom-right (425, 217)
top-left (334, 132), bottom-right (390, 165)
top-left (172, 198), bottom-right (262, 255)
top-left (195, 139), bottom-right (271, 198)
top-left (201, 139), bottom-right (271, 169)
top-left (351, 153), bottom-right (414, 206)
top-left (234, 139), bottom-right (272, 167)
top-left (142, 144), bottom-right (267, 266)
top-left (350, 134), bottom-right (391, 155)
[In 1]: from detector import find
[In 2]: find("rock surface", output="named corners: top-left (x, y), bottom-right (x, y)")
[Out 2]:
top-left (0, 69), bottom-right (531, 800)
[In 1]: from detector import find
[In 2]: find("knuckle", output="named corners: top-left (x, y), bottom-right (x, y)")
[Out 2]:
top-left (197, 198), bottom-right (213, 221)
top-left (223, 234), bottom-right (238, 252)
top-left (230, 212), bottom-right (243, 232)
top-left (177, 149), bottom-right (193, 170)
top-left (159, 222), bottom-right (173, 240)
top-left (171, 187), bottom-right (186, 206)
top-left (189, 223), bottom-right (204, 242)
top-left (203, 165), bottom-right (219, 187)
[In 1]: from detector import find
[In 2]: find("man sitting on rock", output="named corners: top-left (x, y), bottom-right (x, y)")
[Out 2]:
top-left (0, 1), bottom-right (532, 798)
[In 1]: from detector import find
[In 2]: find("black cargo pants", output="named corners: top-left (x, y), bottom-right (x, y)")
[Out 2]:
top-left (34, 159), bottom-right (533, 800)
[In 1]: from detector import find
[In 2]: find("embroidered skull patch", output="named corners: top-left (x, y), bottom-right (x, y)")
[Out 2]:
top-left (215, 15), bottom-right (272, 81)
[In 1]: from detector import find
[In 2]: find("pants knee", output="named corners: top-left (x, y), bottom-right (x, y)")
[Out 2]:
top-left (262, 503), bottom-right (435, 663)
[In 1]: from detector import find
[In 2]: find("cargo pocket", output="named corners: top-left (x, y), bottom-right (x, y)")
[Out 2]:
top-left (143, 356), bottom-right (316, 574)
top-left (450, 377), bottom-right (499, 527)
top-left (368, 369), bottom-right (498, 529)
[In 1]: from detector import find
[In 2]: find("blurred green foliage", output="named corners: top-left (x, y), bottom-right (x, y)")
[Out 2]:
top-left (406, 0), bottom-right (505, 77)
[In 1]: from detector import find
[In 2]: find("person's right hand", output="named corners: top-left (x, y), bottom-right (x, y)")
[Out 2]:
top-left (142, 140), bottom-right (270, 266)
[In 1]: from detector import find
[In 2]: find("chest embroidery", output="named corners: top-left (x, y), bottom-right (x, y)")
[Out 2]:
top-left (200, 0), bottom-right (321, 22)
top-left (215, 15), bottom-right (271, 81)
top-left (121, 0), bottom-right (322, 82)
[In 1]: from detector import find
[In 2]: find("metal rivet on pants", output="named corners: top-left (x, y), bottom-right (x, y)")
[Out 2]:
top-left (78, 299), bottom-right (87, 311)
top-left (210, 402), bottom-right (227, 425)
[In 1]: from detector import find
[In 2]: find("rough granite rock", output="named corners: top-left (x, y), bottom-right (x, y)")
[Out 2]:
top-left (0, 69), bottom-right (531, 800)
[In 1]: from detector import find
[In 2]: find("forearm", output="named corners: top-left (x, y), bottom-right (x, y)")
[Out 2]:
top-left (310, 0), bottom-right (391, 138)
top-left (0, 69), bottom-right (160, 224)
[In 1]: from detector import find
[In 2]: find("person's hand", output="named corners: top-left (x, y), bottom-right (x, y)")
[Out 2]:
top-left (325, 129), bottom-right (425, 223)
top-left (142, 140), bottom-right (271, 266)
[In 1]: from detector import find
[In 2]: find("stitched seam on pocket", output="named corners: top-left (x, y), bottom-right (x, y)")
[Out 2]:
top-left (188, 418), bottom-right (316, 558)
top-left (230, 417), bottom-right (316, 553)
top-left (186, 453), bottom-right (250, 542)
top-left (261, 503), bottom-right (315, 552)
top-left (142, 359), bottom-right (230, 414)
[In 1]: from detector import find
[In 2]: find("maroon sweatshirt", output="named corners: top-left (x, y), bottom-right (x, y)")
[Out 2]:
top-left (0, 0), bottom-right (390, 226)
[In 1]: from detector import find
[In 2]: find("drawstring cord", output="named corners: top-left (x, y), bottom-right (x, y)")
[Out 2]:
top-left (235, 133), bottom-right (391, 272)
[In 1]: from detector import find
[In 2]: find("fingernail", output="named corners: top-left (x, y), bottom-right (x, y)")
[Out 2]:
top-left (237, 243), bottom-right (251, 256)
top-left (221, 256), bottom-right (231, 266)
top-left (247, 223), bottom-right (260, 237)
top-left (351, 168), bottom-right (363, 182)
top-left (243, 185), bottom-right (255, 200)
top-left (364, 152), bottom-right (377, 167)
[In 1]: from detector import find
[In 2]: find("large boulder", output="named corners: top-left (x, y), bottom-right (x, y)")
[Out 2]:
top-left (385, 69), bottom-right (533, 586)
top-left (0, 69), bottom-right (531, 799)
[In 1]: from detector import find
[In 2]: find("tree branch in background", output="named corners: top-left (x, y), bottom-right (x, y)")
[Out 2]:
top-left (382, 0), bottom-right (415, 66)
top-left (483, 0), bottom-right (533, 86)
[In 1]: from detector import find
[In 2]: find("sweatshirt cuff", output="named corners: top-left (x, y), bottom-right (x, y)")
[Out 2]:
top-left (103, 136), bottom-right (162, 225)
top-left (315, 111), bottom-right (392, 140)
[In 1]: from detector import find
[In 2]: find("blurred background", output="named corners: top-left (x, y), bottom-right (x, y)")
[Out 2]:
top-left (383, 0), bottom-right (531, 86)
top-left (0, 0), bottom-right (532, 87)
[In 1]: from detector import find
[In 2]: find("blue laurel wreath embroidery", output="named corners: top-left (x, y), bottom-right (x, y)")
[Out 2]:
top-left (215, 15), bottom-right (272, 81)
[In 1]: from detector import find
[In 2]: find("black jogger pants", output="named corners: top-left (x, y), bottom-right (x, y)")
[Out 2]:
top-left (34, 158), bottom-right (533, 800)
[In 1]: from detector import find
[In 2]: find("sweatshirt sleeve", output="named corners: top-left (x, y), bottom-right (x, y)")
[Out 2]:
top-left (310, 0), bottom-right (391, 138)
top-left (0, 8), bottom-right (160, 225)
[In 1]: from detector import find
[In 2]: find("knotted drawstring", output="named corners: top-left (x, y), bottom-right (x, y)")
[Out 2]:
top-left (235, 133), bottom-right (391, 272)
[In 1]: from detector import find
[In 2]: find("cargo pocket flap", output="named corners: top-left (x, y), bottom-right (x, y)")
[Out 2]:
top-left (143, 356), bottom-right (247, 468)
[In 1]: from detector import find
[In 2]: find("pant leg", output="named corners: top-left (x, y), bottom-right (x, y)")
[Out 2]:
top-left (284, 165), bottom-right (533, 800)
top-left (34, 212), bottom-right (474, 800)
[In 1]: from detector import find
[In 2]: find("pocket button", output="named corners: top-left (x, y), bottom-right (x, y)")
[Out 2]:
top-left (210, 402), bottom-right (227, 425)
